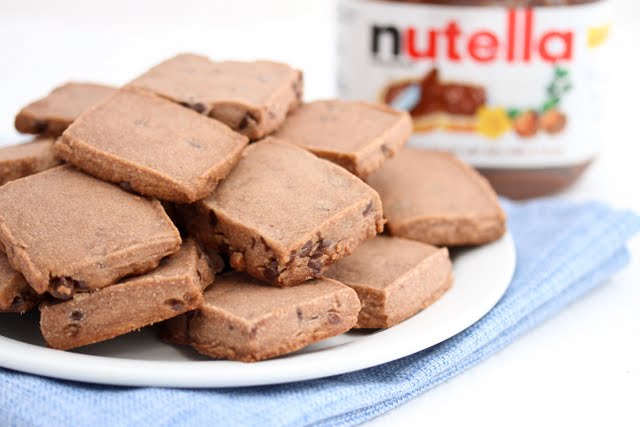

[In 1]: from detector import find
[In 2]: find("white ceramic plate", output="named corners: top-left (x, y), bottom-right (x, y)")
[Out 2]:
top-left (0, 232), bottom-right (515, 388)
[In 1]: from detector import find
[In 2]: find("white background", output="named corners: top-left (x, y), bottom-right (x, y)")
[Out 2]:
top-left (0, 1), bottom-right (638, 425)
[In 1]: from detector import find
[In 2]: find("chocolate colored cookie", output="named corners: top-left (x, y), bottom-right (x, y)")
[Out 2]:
top-left (325, 236), bottom-right (452, 328)
top-left (40, 240), bottom-right (213, 350)
top-left (0, 138), bottom-right (61, 186)
top-left (0, 252), bottom-right (39, 313)
top-left (274, 100), bottom-right (412, 178)
top-left (55, 89), bottom-right (248, 203)
top-left (0, 165), bottom-right (181, 298)
top-left (161, 272), bottom-right (360, 362)
top-left (368, 149), bottom-right (506, 246)
top-left (128, 53), bottom-right (302, 140)
top-left (15, 82), bottom-right (115, 137)
top-left (183, 138), bottom-right (385, 287)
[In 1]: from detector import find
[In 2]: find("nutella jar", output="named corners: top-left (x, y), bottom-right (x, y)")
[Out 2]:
top-left (338, 0), bottom-right (612, 198)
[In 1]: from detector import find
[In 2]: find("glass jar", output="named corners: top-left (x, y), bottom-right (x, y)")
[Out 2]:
top-left (338, 0), bottom-right (612, 198)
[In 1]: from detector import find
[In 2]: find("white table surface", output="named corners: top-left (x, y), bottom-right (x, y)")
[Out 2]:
top-left (1, 1), bottom-right (638, 425)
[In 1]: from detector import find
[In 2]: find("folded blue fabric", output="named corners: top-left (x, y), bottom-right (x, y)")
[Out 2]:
top-left (1, 198), bottom-right (638, 427)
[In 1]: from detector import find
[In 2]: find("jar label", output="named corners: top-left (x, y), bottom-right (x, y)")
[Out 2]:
top-left (338, 0), bottom-right (612, 168)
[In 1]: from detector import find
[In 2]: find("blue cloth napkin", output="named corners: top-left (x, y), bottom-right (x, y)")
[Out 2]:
top-left (1, 198), bottom-right (639, 427)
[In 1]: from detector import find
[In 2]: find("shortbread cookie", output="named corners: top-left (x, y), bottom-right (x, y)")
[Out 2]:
top-left (161, 272), bottom-right (360, 362)
top-left (368, 149), bottom-right (506, 246)
top-left (0, 165), bottom-right (181, 298)
top-left (325, 236), bottom-right (452, 328)
top-left (0, 138), bottom-right (60, 186)
top-left (274, 100), bottom-right (411, 178)
top-left (182, 138), bottom-right (385, 287)
top-left (15, 82), bottom-right (115, 137)
top-left (55, 88), bottom-right (248, 203)
top-left (128, 53), bottom-right (302, 139)
top-left (40, 240), bottom-right (213, 350)
top-left (0, 252), bottom-right (39, 313)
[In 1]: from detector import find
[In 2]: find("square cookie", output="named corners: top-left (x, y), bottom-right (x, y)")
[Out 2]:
top-left (40, 239), bottom-right (214, 350)
top-left (183, 138), bottom-right (385, 287)
top-left (274, 100), bottom-right (412, 178)
top-left (15, 82), bottom-right (115, 137)
top-left (0, 165), bottom-right (181, 298)
top-left (367, 149), bottom-right (506, 246)
top-left (0, 138), bottom-right (61, 186)
top-left (128, 53), bottom-right (303, 140)
top-left (0, 252), bottom-right (39, 313)
top-left (161, 272), bottom-right (360, 362)
top-left (325, 236), bottom-right (452, 328)
top-left (55, 88), bottom-right (248, 203)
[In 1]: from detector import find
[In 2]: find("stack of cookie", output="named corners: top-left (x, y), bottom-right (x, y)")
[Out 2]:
top-left (0, 53), bottom-right (506, 362)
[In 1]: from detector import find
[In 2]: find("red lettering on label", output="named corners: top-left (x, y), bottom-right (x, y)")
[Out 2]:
top-left (507, 9), bottom-right (516, 62)
top-left (468, 31), bottom-right (499, 62)
top-left (444, 22), bottom-right (462, 61)
top-left (539, 31), bottom-right (574, 62)
top-left (372, 9), bottom-right (575, 64)
top-left (405, 26), bottom-right (438, 59)
top-left (523, 8), bottom-right (534, 62)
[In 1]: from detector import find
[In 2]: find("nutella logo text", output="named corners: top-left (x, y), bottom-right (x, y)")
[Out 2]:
top-left (371, 9), bottom-right (573, 64)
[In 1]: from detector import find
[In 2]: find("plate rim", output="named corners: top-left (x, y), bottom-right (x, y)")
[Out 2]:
top-left (0, 232), bottom-right (516, 388)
